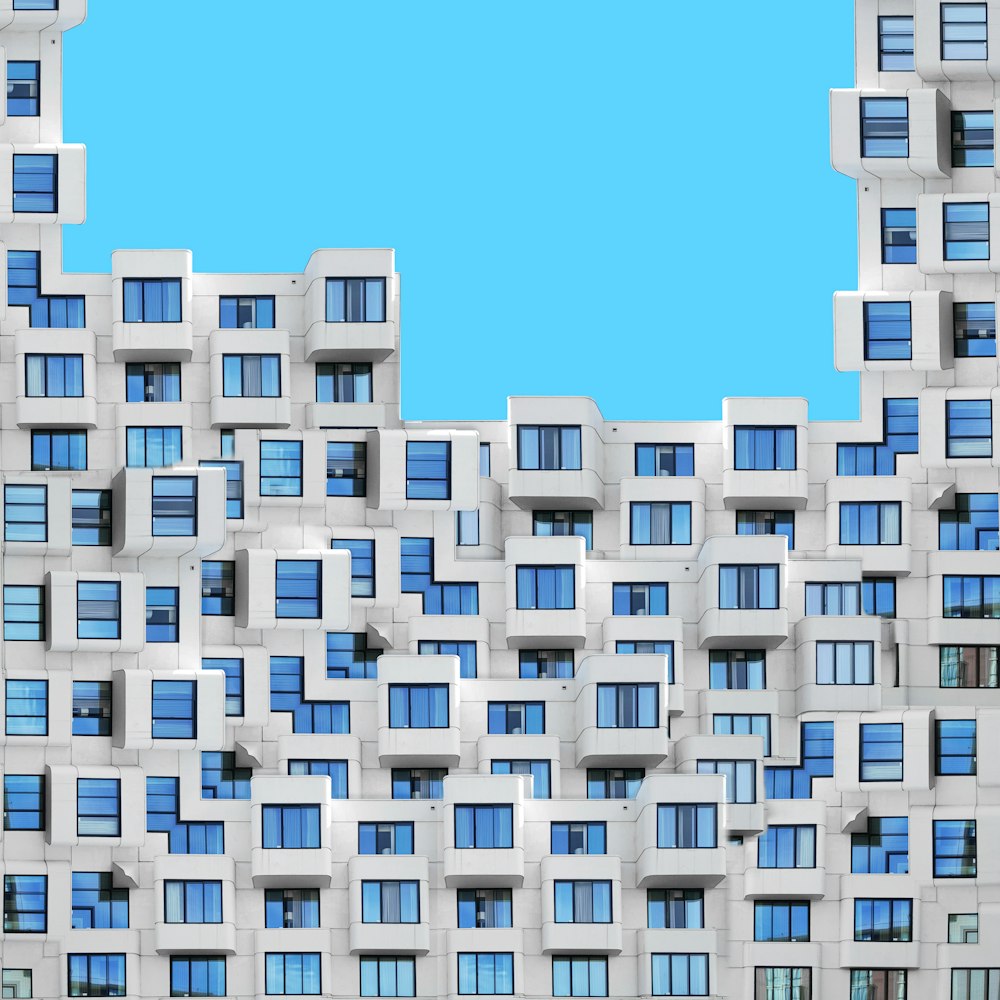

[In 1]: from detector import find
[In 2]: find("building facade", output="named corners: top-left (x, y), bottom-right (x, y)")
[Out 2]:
top-left (0, 1), bottom-right (998, 998)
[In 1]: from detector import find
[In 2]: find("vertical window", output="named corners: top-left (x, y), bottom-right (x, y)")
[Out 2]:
top-left (203, 659), bottom-right (243, 716)
top-left (4, 485), bottom-right (46, 542)
top-left (361, 881), bottom-right (419, 924)
top-left (164, 881), bottom-right (222, 923)
top-left (315, 362), bottom-right (372, 402)
top-left (457, 509), bottom-right (480, 545)
top-left (457, 953), bottom-right (514, 995)
top-left (152, 680), bottom-right (196, 738)
top-left (934, 819), bottom-right (977, 877)
top-left (202, 751), bottom-right (251, 800)
top-left (72, 681), bottom-right (112, 736)
top-left (860, 723), bottom-right (904, 781)
top-left (392, 769), bottom-right (446, 799)
top-left (222, 355), bottom-right (281, 397)
top-left (125, 426), bottom-right (182, 467)
top-left (861, 97), bottom-right (908, 157)
top-left (839, 501), bottom-right (901, 544)
top-left (220, 430), bottom-right (235, 457)
top-left (533, 510), bottom-right (593, 549)
top-left (152, 477), bottom-right (197, 536)
top-left (199, 459), bottom-right (243, 517)
top-left (936, 719), bottom-right (977, 775)
top-left (5, 679), bottom-right (46, 735)
top-left (552, 957), bottom-right (607, 998)
top-left (360, 956), bottom-right (415, 997)
top-left (516, 565), bottom-right (574, 609)
top-left (753, 901), bottom-right (809, 942)
top-left (947, 399), bottom-right (992, 457)
top-left (852, 817), bottom-right (909, 874)
top-left (67, 955), bottom-right (126, 998)
top-left (635, 443), bottom-right (694, 476)
top-left (479, 442), bottom-right (491, 476)
top-left (146, 587), bottom-right (179, 643)
top-left (519, 649), bottom-right (573, 679)
top-left (757, 826), bottom-right (816, 868)
top-left (219, 295), bottom-right (274, 328)
top-left (388, 685), bottom-right (449, 728)
top-left (613, 583), bottom-right (668, 616)
top-left (940, 645), bottom-right (1000, 687)
top-left (864, 301), bottom-right (911, 360)
top-left (457, 889), bottom-right (512, 929)
top-left (597, 684), bottom-right (658, 728)
top-left (3, 774), bottom-right (44, 830)
top-left (262, 806), bottom-right (321, 849)
top-left (854, 898), bottom-right (912, 941)
top-left (517, 425), bottom-right (582, 470)
top-left (418, 641), bottom-right (475, 679)
top-left (72, 490), bottom-right (111, 545)
top-left (124, 362), bottom-right (181, 402)
top-left (734, 426), bottom-right (796, 470)
top-left (2, 874), bottom-right (46, 932)
top-left (816, 641), bottom-right (874, 684)
top-left (953, 111), bottom-right (995, 166)
top-left (77, 778), bottom-right (120, 837)
top-left (405, 441), bottom-right (450, 499)
top-left (630, 502), bottom-right (692, 544)
top-left (325, 277), bottom-right (385, 322)
top-left (647, 889), bottom-right (703, 929)
top-left (170, 957), bottom-right (226, 998)
top-left (656, 805), bottom-right (717, 848)
top-left (1, 969), bottom-right (30, 998)
top-left (586, 768), bottom-right (644, 799)
top-left (122, 278), bottom-right (182, 322)
top-left (881, 208), bottom-right (916, 263)
top-left (879, 16), bottom-right (914, 69)
top-left (862, 577), bottom-right (896, 617)
top-left (327, 442), bottom-right (366, 497)
top-left (942, 3), bottom-right (988, 59)
top-left (454, 805), bottom-right (513, 848)
top-left (719, 565), bottom-right (779, 610)
top-left (736, 510), bottom-right (794, 548)
top-left (3, 586), bottom-right (44, 640)
top-left (260, 441), bottom-right (302, 496)
top-left (13, 154), bottom-right (56, 212)
top-left (954, 302), bottom-right (996, 356)
top-left (264, 889), bottom-right (320, 929)
top-left (7, 61), bottom-right (40, 115)
top-left (358, 822), bottom-right (414, 855)
top-left (31, 428), bottom-right (86, 470)
top-left (551, 822), bottom-right (606, 855)
top-left (275, 560), bottom-right (322, 618)
top-left (264, 953), bottom-right (321, 996)
top-left (709, 650), bottom-right (765, 690)
top-left (488, 701), bottom-right (544, 735)
top-left (71, 872), bottom-right (128, 929)
top-left (944, 202), bottom-right (990, 260)
top-left (331, 539), bottom-right (375, 597)
top-left (25, 354), bottom-right (82, 396)
top-left (201, 562), bottom-right (235, 616)
top-left (77, 582), bottom-right (119, 640)
top-left (650, 954), bottom-right (709, 996)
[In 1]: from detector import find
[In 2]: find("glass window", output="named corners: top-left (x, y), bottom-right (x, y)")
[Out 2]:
top-left (940, 493), bottom-right (999, 550)
top-left (714, 713), bottom-right (771, 755)
top-left (757, 826), bottom-right (816, 868)
top-left (597, 684), bottom-right (658, 728)
top-left (949, 913), bottom-right (979, 943)
top-left (880, 15), bottom-right (914, 69)
top-left (942, 3), bottom-right (988, 59)
top-left (405, 441), bottom-right (450, 499)
top-left (328, 633), bottom-right (379, 679)
top-left (2, 969), bottom-right (30, 999)
top-left (551, 956), bottom-right (607, 998)
top-left (152, 680), bottom-right (195, 738)
top-left (269, 657), bottom-right (349, 734)
top-left (164, 880), bottom-right (222, 923)
top-left (361, 881), bottom-right (419, 924)
top-left (941, 645), bottom-right (1000, 687)
top-left (517, 425), bottom-right (582, 470)
top-left (7, 249), bottom-right (39, 306)
top-left (657, 804), bottom-right (717, 848)
top-left (151, 477), bottom-right (196, 536)
top-left (852, 817), bottom-right (909, 874)
top-left (457, 953), bottom-right (514, 995)
top-left (360, 956), bottom-right (415, 997)
top-left (516, 565), bottom-right (574, 609)
top-left (881, 207), bottom-right (916, 263)
top-left (72, 681), bottom-right (112, 736)
top-left (77, 778), bottom-right (120, 837)
top-left (287, 759), bottom-right (347, 799)
top-left (864, 301), bottom-right (911, 360)
top-left (533, 509), bottom-right (593, 549)
top-left (359, 822), bottom-right (414, 856)
top-left (199, 459), bottom-right (243, 518)
top-left (613, 583), bottom-right (668, 616)
top-left (862, 577), bottom-right (896, 617)
top-left (389, 685), bottom-right (448, 728)
top-left (943, 575), bottom-right (1000, 618)
top-left (736, 510), bottom-right (794, 548)
top-left (635, 443), bottom-right (694, 476)
top-left (754, 902), bottom-right (809, 942)
top-left (262, 806), bottom-right (321, 849)
top-left (260, 440), bottom-right (302, 496)
top-left (264, 889), bottom-right (319, 929)
top-left (860, 723), bottom-right (904, 781)
top-left (3, 585), bottom-right (44, 641)
top-left (220, 430), bottom-right (235, 457)
top-left (219, 295), bottom-right (274, 329)
top-left (491, 759), bottom-right (551, 798)
top-left (456, 509), bottom-right (480, 545)
top-left (331, 538), bottom-right (374, 597)
top-left (953, 111), bottom-right (994, 166)
top-left (391, 768), bottom-right (446, 800)
top-left (849, 972), bottom-right (906, 999)
top-left (25, 354), bottom-right (82, 397)
top-left (454, 805), bottom-right (513, 848)
top-left (68, 955), bottom-right (126, 998)
top-left (13, 154), bottom-right (56, 212)
top-left (32, 428), bottom-right (86, 470)
top-left (650, 954), bottom-right (709, 996)
top-left (648, 889), bottom-right (703, 929)
top-left (71, 872), bottom-right (128, 929)
top-left (5, 679), bottom-right (46, 736)
top-left (861, 97), bottom-right (908, 157)
top-left (839, 502), bottom-right (901, 544)
top-left (734, 426), bottom-right (796, 470)
top-left (315, 362), bottom-right (372, 402)
top-left (947, 399), bottom-right (992, 457)
top-left (72, 489), bottom-right (111, 545)
top-left (7, 61), bottom-right (39, 116)
top-left (804, 582), bottom-right (861, 616)
top-left (519, 649), bottom-right (573, 679)
top-left (3, 774), bottom-right (44, 830)
top-left (222, 355), bottom-right (280, 397)
top-left (201, 751), bottom-right (251, 800)
top-left (146, 587), bottom-right (179, 643)
top-left (551, 822), bottom-right (606, 855)
top-left (488, 701), bottom-right (544, 735)
top-left (457, 889), bottom-right (512, 929)
top-left (77, 582), bottom-right (119, 640)
top-left (955, 302), bottom-right (996, 356)
top-left (327, 442), bottom-right (366, 497)
top-left (937, 719), bottom-right (977, 775)
top-left (325, 277), bottom-right (385, 322)
top-left (630, 502), bottom-right (692, 544)
top-left (945, 202), bottom-right (990, 260)
top-left (719, 565), bottom-right (779, 610)
top-left (122, 278), bottom-right (182, 322)
top-left (126, 426), bottom-right (182, 468)
top-left (170, 957), bottom-right (226, 998)
top-left (264, 953), bottom-right (321, 996)
top-left (125, 362), bottom-right (181, 402)
top-left (479, 443), bottom-right (491, 476)
top-left (3, 874), bottom-right (46, 932)
top-left (145, 776), bottom-right (224, 854)
top-left (275, 560), bottom-right (321, 618)
top-left (201, 562), bottom-right (235, 616)
top-left (954, 971), bottom-right (1000, 999)
top-left (934, 819), bottom-right (977, 877)
top-left (696, 760), bottom-right (756, 803)
top-left (30, 294), bottom-right (85, 328)
top-left (854, 898), bottom-right (912, 941)
top-left (4, 485), bottom-right (46, 542)
top-left (816, 641), bottom-right (874, 684)
top-left (709, 650), bottom-right (765, 690)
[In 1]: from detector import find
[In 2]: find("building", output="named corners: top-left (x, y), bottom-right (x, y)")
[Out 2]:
top-left (0, 1), bottom-right (997, 998)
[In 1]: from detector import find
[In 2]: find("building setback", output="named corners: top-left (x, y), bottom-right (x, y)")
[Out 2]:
top-left (0, 1), bottom-right (998, 998)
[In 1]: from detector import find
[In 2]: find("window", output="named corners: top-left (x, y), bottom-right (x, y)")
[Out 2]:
top-left (854, 898), bottom-right (912, 942)
top-left (696, 760), bottom-right (755, 803)
top-left (25, 354), bottom-right (82, 397)
top-left (554, 881), bottom-right (611, 923)
top-left (850, 972), bottom-right (906, 999)
top-left (77, 778), bottom-right (120, 837)
top-left (945, 202), bottom-right (989, 260)
top-left (331, 538), bottom-right (374, 597)
top-left (264, 889), bottom-right (319, 929)
top-left (457, 953), bottom-right (514, 995)
top-left (864, 301), bottom-right (911, 361)
top-left (516, 565), bottom-right (574, 609)
top-left (552, 957), bottom-right (607, 998)
top-left (315, 362), bottom-right (372, 402)
top-left (3, 874), bottom-right (45, 932)
top-left (1, 970), bottom-right (31, 1000)
top-left (934, 819), bottom-right (977, 877)
top-left (146, 587), bottom-right (179, 643)
top-left (360, 956), bottom-right (415, 997)
top-left (359, 822), bottom-right (414, 855)
top-left (199, 459), bottom-right (243, 518)
top-left (260, 440), bottom-right (302, 495)
top-left (123, 278), bottom-right (181, 322)
top-left (262, 805), bottom-right (320, 849)
top-left (719, 565), bottom-right (778, 610)
top-left (517, 425), bottom-right (582, 470)
top-left (630, 502), bottom-right (691, 545)
top-left (164, 881), bottom-right (222, 923)
top-left (68, 955), bottom-right (126, 998)
top-left (940, 646), bottom-right (1000, 687)
top-left (950, 914), bottom-right (979, 943)
top-left (72, 490), bottom-right (111, 545)
top-left (954, 971), bottom-right (1000, 999)
top-left (860, 723), bottom-right (903, 781)
top-left (201, 562), bottom-right (235, 617)
top-left (936, 719), bottom-right (977, 775)
top-left (488, 701), bottom-right (544, 735)
top-left (940, 493), bottom-right (999, 550)
top-left (288, 759), bottom-right (347, 799)
top-left (170, 957), bottom-right (226, 998)
top-left (455, 805), bottom-right (513, 848)
top-left (31, 293), bottom-right (85, 328)
top-left (152, 477), bottom-right (196, 536)
top-left (479, 442), bottom-right (490, 476)
top-left (954, 302), bottom-right (996, 356)
top-left (219, 295), bottom-right (274, 328)
top-left (202, 751), bottom-right (251, 800)
top-left (151, 681), bottom-right (195, 738)
top-left (125, 426), bottom-right (182, 467)
top-left (491, 759), bottom-right (551, 798)
top-left (275, 560), bottom-right (321, 618)
top-left (861, 97), bottom-right (908, 157)
top-left (816, 641), bottom-right (874, 684)
top-left (615, 640), bottom-right (672, 669)
top-left (455, 889), bottom-right (512, 930)
top-left (124, 362), bottom-right (181, 402)
top-left (533, 509), bottom-right (593, 549)
top-left (31, 428), bottom-right (86, 470)
top-left (942, 3), bottom-right (988, 59)
top-left (879, 15), bottom-right (914, 69)
top-left (13, 154), bottom-right (56, 212)
top-left (391, 769), bottom-right (446, 800)
top-left (648, 889), bottom-right (703, 929)
top-left (361, 881), bottom-right (419, 924)
top-left (389, 684), bottom-right (448, 728)
top-left (264, 953), bottom-right (320, 996)
top-left (4, 485), bottom-right (46, 542)
top-left (73, 681), bottom-right (112, 736)
top-left (953, 111), bottom-right (994, 166)
top-left (7, 61), bottom-right (39, 115)
top-left (146, 776), bottom-right (224, 854)
top-left (635, 443), bottom-right (694, 476)
top-left (327, 634), bottom-right (379, 679)
top-left (839, 502), bottom-right (901, 544)
top-left (713, 713), bottom-right (771, 755)
top-left (220, 430), bottom-right (235, 457)
top-left (709, 650), bottom-right (765, 690)
top-left (405, 441), bottom-right (450, 499)
top-left (947, 399), bottom-right (992, 457)
top-left (863, 577), bottom-right (896, 617)
top-left (269, 657), bottom-right (349, 734)
top-left (734, 426), bottom-right (795, 470)
top-left (519, 649), bottom-right (573, 679)
top-left (0, 601), bottom-right (39, 652)
top-left (881, 208), bottom-right (916, 263)
top-left (943, 575), bottom-right (1000, 618)
top-left (758, 826), bottom-right (816, 868)
top-left (736, 510), bottom-right (794, 548)
top-left (5, 679), bottom-right (46, 736)
top-left (76, 582), bottom-right (119, 640)
top-left (613, 583), bottom-right (668, 616)
top-left (597, 684), bottom-right (658, 728)
top-left (71, 872), bottom-right (128, 929)
top-left (223, 355), bottom-right (280, 397)
top-left (327, 442), bottom-right (366, 497)
top-left (852, 817), bottom-right (908, 874)
top-left (657, 804), bottom-right (717, 848)
top-left (551, 822), bottom-right (606, 855)
top-left (325, 277), bottom-right (384, 322)
top-left (805, 582), bottom-right (861, 616)
top-left (754, 902), bottom-right (809, 942)
top-left (4, 775), bottom-right (44, 830)
top-left (650, 954), bottom-right (709, 997)
top-left (456, 509), bottom-right (480, 545)
top-left (7, 249), bottom-right (39, 305)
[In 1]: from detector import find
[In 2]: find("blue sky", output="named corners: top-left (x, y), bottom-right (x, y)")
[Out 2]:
top-left (63, 1), bottom-right (858, 422)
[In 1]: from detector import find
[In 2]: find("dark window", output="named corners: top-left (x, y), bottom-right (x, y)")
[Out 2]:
top-left (391, 768), bottom-right (446, 800)
top-left (68, 955), bottom-right (126, 997)
top-left (736, 510), bottom-right (794, 548)
top-left (586, 768), bottom-right (644, 800)
top-left (613, 583), bottom-right (668, 616)
top-left (358, 822), bottom-right (413, 855)
top-left (940, 493), bottom-right (998, 550)
top-left (533, 510), bottom-right (593, 549)
top-left (264, 889), bottom-right (319, 929)
top-left (72, 489), bottom-right (111, 545)
top-left (327, 634), bottom-right (379, 679)
top-left (125, 362), bottom-right (181, 402)
top-left (201, 562), bottom-right (235, 616)
top-left (316, 362), bottom-right (372, 402)
top-left (146, 587), bottom-right (179, 643)
top-left (71, 872), bottom-right (128, 929)
top-left (457, 889), bottom-right (512, 929)
top-left (954, 302), bottom-right (996, 357)
top-left (488, 701), bottom-right (544, 735)
top-left (519, 649), bottom-right (573, 679)
top-left (709, 650), bottom-right (765, 690)
top-left (551, 822), bottom-right (606, 855)
top-left (199, 459), bottom-right (243, 518)
top-left (934, 819), bottom-right (977, 877)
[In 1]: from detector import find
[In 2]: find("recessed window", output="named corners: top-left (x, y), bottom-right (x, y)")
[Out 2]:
top-left (25, 354), bottom-right (82, 397)
top-left (202, 751), bottom-right (251, 799)
top-left (533, 509), bottom-right (592, 549)
top-left (72, 489), bottom-right (111, 545)
top-left (77, 581), bottom-right (120, 640)
top-left (863, 301), bottom-right (911, 360)
top-left (882, 208), bottom-right (916, 263)
top-left (879, 15), bottom-right (914, 70)
top-left (944, 202), bottom-right (990, 260)
top-left (650, 954), bottom-right (708, 997)
top-left (939, 493), bottom-right (998, 550)
top-left (146, 587), bottom-right (179, 643)
top-left (264, 889), bottom-right (319, 929)
top-left (164, 880), bottom-right (222, 923)
top-left (125, 362), bottom-right (181, 402)
top-left (262, 806), bottom-right (321, 849)
top-left (519, 649), bottom-right (573, 679)
top-left (13, 154), bottom-right (56, 212)
top-left (491, 759), bottom-right (551, 797)
top-left (456, 509), bottom-right (480, 545)
top-left (516, 565), bottom-right (574, 610)
top-left (736, 510), bottom-right (794, 548)
top-left (203, 658), bottom-right (243, 715)
top-left (31, 428), bottom-right (86, 470)
top-left (77, 777), bottom-right (120, 837)
top-left (942, 3), bottom-right (988, 60)
top-left (260, 440), bottom-right (302, 496)
top-left (839, 501), bottom-right (901, 544)
top-left (325, 277), bottom-right (385, 322)
top-left (7, 61), bottom-right (39, 116)
top-left (517, 425), bottom-right (581, 470)
top-left (5, 679), bottom-right (47, 736)
top-left (709, 650), bottom-right (765, 690)
top-left (389, 684), bottom-right (448, 728)
top-left (647, 888), bottom-right (703, 929)
top-left (714, 713), bottom-right (771, 755)
top-left (123, 278), bottom-right (181, 323)
top-left (734, 425), bottom-right (795, 470)
top-left (635, 443), bottom-right (694, 476)
top-left (697, 759), bottom-right (755, 803)
top-left (327, 442), bottom-right (366, 497)
top-left (753, 901), bottom-right (809, 942)
top-left (361, 881), bottom-right (419, 924)
top-left (613, 583), bottom-right (668, 616)
top-left (861, 97), bottom-right (908, 157)
top-left (936, 719), bottom-right (977, 775)
top-left (860, 722), bottom-right (903, 781)
top-left (359, 822), bottom-right (414, 855)
top-left (315, 362), bottom-right (372, 402)
top-left (171, 956), bottom-right (226, 997)
top-left (554, 881), bottom-right (611, 924)
top-left (457, 888), bottom-right (512, 929)
top-left (954, 302), bottom-right (996, 357)
top-left (949, 913), bottom-right (979, 943)
top-left (947, 399), bottom-right (992, 457)
top-left (200, 459), bottom-right (243, 517)
top-left (125, 426), bottom-right (182, 468)
top-left (71, 872), bottom-right (128, 929)
top-left (2, 874), bottom-right (46, 933)
top-left (360, 956), bottom-right (415, 997)
top-left (586, 768), bottom-right (643, 800)
top-left (31, 294), bottom-right (85, 328)
top-left (275, 560), bottom-right (322, 618)
top-left (222, 355), bottom-right (280, 397)
top-left (4, 485), bottom-right (46, 542)
top-left (219, 295), bottom-right (274, 329)
top-left (457, 953), bottom-right (513, 996)
top-left (597, 683), bottom-right (658, 728)
top-left (952, 111), bottom-right (994, 166)
top-left (391, 768), bottom-right (446, 800)
top-left (488, 701), bottom-right (544, 735)
top-left (852, 816), bottom-right (908, 873)
top-left (328, 634), bottom-right (379, 679)
top-left (934, 819), bottom-right (977, 877)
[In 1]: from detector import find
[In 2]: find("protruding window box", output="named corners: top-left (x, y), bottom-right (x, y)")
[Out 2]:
top-left (928, 549), bottom-right (1000, 645)
top-left (110, 250), bottom-right (193, 361)
top-left (914, 1), bottom-right (1000, 83)
top-left (836, 876), bottom-right (921, 968)
top-left (916, 192), bottom-right (1000, 273)
top-left (825, 477), bottom-right (912, 576)
top-left (540, 855), bottom-right (623, 955)
top-left (111, 318), bottom-right (193, 361)
top-left (347, 855), bottom-right (430, 955)
top-left (637, 931), bottom-right (719, 997)
top-left (0, 143), bottom-right (86, 224)
top-left (153, 855), bottom-right (237, 955)
top-left (45, 764), bottom-right (145, 848)
top-left (208, 329), bottom-right (291, 428)
top-left (476, 735), bottom-right (561, 796)
top-left (794, 616), bottom-right (883, 714)
top-left (602, 616), bottom-right (685, 715)
top-left (304, 320), bottom-right (396, 362)
top-left (14, 329), bottom-right (97, 428)
top-left (46, 570), bottom-right (145, 653)
top-left (743, 800), bottom-right (826, 900)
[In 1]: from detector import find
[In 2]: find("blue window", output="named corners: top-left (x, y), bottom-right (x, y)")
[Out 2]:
top-left (13, 154), bottom-right (56, 212)
top-left (613, 582), bottom-right (668, 616)
top-left (170, 957), bottom-right (226, 998)
top-left (276, 560), bottom-right (321, 618)
top-left (126, 426), bottom-right (182, 467)
top-left (151, 680), bottom-right (195, 738)
top-left (264, 889), bottom-right (319, 929)
top-left (491, 759), bottom-right (551, 798)
top-left (203, 658), bottom-right (243, 716)
top-left (947, 399), bottom-right (992, 457)
top-left (516, 565), bottom-right (574, 609)
top-left (220, 430), bottom-right (235, 457)
top-left (861, 723), bottom-right (903, 780)
top-left (736, 510), bottom-right (794, 548)
top-left (479, 443), bottom-right (491, 476)
top-left (25, 354), bottom-right (82, 396)
top-left (68, 955), bottom-right (126, 998)
top-left (883, 395), bottom-right (918, 450)
top-left (709, 650), bottom-right (765, 690)
top-left (657, 804), bottom-right (716, 848)
top-left (123, 278), bottom-right (182, 322)
top-left (391, 768), bottom-right (446, 800)
top-left (2, 585), bottom-right (43, 640)
top-left (165, 880), bottom-right (222, 923)
top-left (940, 645), bottom-right (1000, 687)
top-left (945, 202), bottom-right (990, 260)
top-left (519, 649), bottom-right (573, 679)
top-left (71, 872), bottom-right (128, 929)
top-left (77, 582), bottom-right (120, 640)
top-left (758, 825), bottom-right (816, 868)
top-left (32, 428), bottom-right (86, 470)
top-left (650, 954), bottom-right (709, 997)
top-left (262, 806), bottom-right (321, 849)
top-left (269, 656), bottom-right (349, 733)
top-left (72, 489), bottom-right (111, 545)
top-left (152, 477), bottom-right (196, 536)
top-left (936, 719), bottom-right (977, 775)
top-left (533, 509), bottom-right (592, 549)
top-left (424, 581), bottom-right (478, 615)
top-left (260, 440), bottom-right (302, 496)
top-left (455, 805), bottom-right (513, 848)
top-left (360, 956), bottom-right (415, 997)
top-left (73, 681), bottom-right (112, 736)
top-left (488, 702), bottom-right (544, 735)
top-left (955, 302), bottom-right (996, 356)
top-left (31, 294), bottom-right (85, 328)
top-left (882, 208), bottom-right (916, 263)
top-left (457, 889), bottom-right (512, 929)
top-left (7, 250), bottom-right (39, 305)
top-left (418, 640), bottom-right (477, 679)
top-left (597, 684), bottom-right (658, 728)
top-left (220, 295), bottom-right (274, 329)
top-left (940, 494), bottom-right (999, 551)
top-left (854, 898), bottom-right (912, 941)
top-left (757, 969), bottom-right (812, 998)
top-left (554, 881), bottom-right (611, 923)
top-left (332, 538), bottom-right (374, 597)
top-left (316, 362), bottom-right (372, 402)
top-left (5, 679), bottom-right (46, 735)
top-left (734, 426), bottom-right (795, 470)
top-left (327, 633), bottom-right (378, 679)
top-left (719, 565), bottom-right (778, 609)
top-left (389, 685), bottom-right (449, 728)
top-left (146, 776), bottom-right (224, 854)
top-left (401, 536), bottom-right (434, 591)
top-left (265, 953), bottom-right (321, 996)
top-left (7, 61), bottom-right (39, 116)
top-left (551, 822), bottom-right (606, 855)
top-left (362, 881), bottom-right (419, 924)
top-left (325, 277), bottom-right (385, 322)
top-left (648, 889), bottom-right (703, 929)
top-left (864, 301), bottom-right (911, 360)
top-left (77, 778), bottom-right (120, 837)
top-left (3, 874), bottom-right (46, 932)
top-left (953, 110), bottom-right (994, 166)
top-left (457, 953), bottom-right (514, 995)
top-left (934, 819), bottom-right (977, 877)
top-left (630, 502), bottom-right (691, 544)
top-left (839, 501), bottom-right (901, 544)
top-left (714, 713), bottom-right (771, 755)
top-left (816, 641), bottom-right (874, 684)
top-left (223, 354), bottom-right (280, 397)
top-left (327, 442), bottom-right (366, 497)
top-left (3, 774), bottom-right (44, 830)
top-left (879, 15), bottom-right (914, 70)
top-left (405, 441), bottom-right (450, 499)
top-left (146, 587), bottom-right (179, 643)
top-left (517, 425), bottom-right (581, 470)
top-left (635, 443), bottom-right (694, 476)
top-left (805, 582), bottom-right (861, 615)
top-left (199, 459), bottom-right (243, 517)
top-left (289, 759), bottom-right (348, 799)
top-left (861, 97), bottom-right (908, 157)
top-left (754, 902), bottom-right (809, 942)
top-left (201, 562), bottom-right (235, 616)
top-left (552, 956), bottom-right (606, 998)
top-left (943, 3), bottom-right (988, 59)
top-left (359, 822), bottom-right (413, 855)
top-left (126, 362), bottom-right (181, 401)
top-left (586, 768), bottom-right (643, 799)
top-left (696, 760), bottom-right (756, 803)
top-left (944, 575), bottom-right (1000, 617)
top-left (852, 816), bottom-right (909, 874)
top-left (201, 752), bottom-right (251, 800)
top-left (863, 577), bottom-right (896, 617)
top-left (458, 513), bottom-right (480, 549)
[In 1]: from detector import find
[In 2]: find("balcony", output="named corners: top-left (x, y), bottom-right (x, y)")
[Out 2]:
top-left (110, 250), bottom-right (193, 361)
top-left (347, 855), bottom-right (430, 955)
top-left (825, 477), bottom-right (912, 576)
top-left (540, 855), bottom-right (622, 955)
top-left (153, 855), bottom-right (237, 955)
top-left (13, 329), bottom-right (98, 428)
top-left (638, 931), bottom-right (719, 998)
top-left (208, 329), bottom-right (292, 428)
top-left (794, 615), bottom-right (883, 714)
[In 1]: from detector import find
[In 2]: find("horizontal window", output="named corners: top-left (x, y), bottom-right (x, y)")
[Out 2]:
top-left (650, 953), bottom-right (708, 997)
top-left (635, 443), bottom-right (693, 476)
top-left (944, 575), bottom-right (1000, 618)
top-left (839, 501), bottom-right (901, 545)
top-left (455, 805), bottom-right (512, 849)
top-left (123, 278), bottom-right (181, 323)
top-left (517, 425), bottom-right (581, 470)
top-left (630, 502), bottom-right (691, 545)
top-left (223, 355), bottom-right (280, 397)
top-left (220, 295), bottom-right (273, 329)
top-left (816, 641), bottom-right (873, 685)
top-left (734, 426), bottom-right (795, 470)
top-left (719, 565), bottom-right (778, 610)
top-left (388, 685), bottom-right (448, 728)
top-left (316, 362), bottom-right (372, 403)
top-left (325, 277), bottom-right (384, 322)
top-left (516, 565), bottom-right (574, 610)
top-left (758, 825), bottom-right (815, 868)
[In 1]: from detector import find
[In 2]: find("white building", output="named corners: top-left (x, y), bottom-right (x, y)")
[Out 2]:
top-left (0, 1), bottom-right (996, 999)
